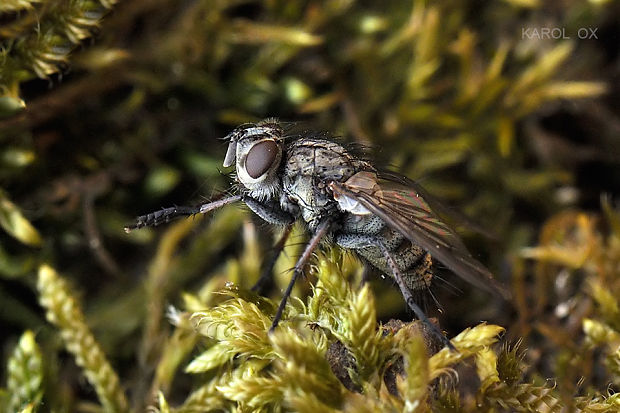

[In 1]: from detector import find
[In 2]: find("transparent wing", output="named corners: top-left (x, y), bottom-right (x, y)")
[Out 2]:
top-left (378, 171), bottom-right (499, 241)
top-left (330, 171), bottom-right (510, 300)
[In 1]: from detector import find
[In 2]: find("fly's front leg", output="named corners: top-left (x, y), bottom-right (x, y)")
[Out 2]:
top-left (270, 220), bottom-right (332, 332)
top-left (243, 196), bottom-right (296, 226)
top-left (124, 195), bottom-right (242, 232)
top-left (336, 233), bottom-right (454, 351)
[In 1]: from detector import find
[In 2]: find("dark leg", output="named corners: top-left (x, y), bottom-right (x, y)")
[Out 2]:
top-left (359, 265), bottom-right (371, 288)
top-left (243, 196), bottom-right (296, 225)
top-left (270, 220), bottom-right (332, 332)
top-left (124, 195), bottom-right (242, 232)
top-left (377, 241), bottom-right (455, 351)
top-left (199, 195), bottom-right (243, 214)
top-left (252, 224), bottom-right (294, 294)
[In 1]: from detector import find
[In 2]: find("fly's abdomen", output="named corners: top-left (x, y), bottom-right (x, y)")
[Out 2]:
top-left (338, 217), bottom-right (433, 291)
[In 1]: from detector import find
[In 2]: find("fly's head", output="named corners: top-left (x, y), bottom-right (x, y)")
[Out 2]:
top-left (222, 119), bottom-right (284, 200)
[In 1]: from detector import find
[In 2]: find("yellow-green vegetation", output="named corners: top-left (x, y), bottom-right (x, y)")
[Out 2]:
top-left (1, 0), bottom-right (619, 412)
top-left (5, 331), bottom-right (43, 413)
top-left (37, 264), bottom-right (129, 412)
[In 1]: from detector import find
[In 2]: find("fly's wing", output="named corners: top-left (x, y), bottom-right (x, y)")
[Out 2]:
top-left (378, 171), bottom-right (499, 241)
top-left (330, 171), bottom-right (511, 300)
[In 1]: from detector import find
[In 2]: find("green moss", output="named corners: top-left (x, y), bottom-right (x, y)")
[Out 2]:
top-left (0, 0), bottom-right (618, 411)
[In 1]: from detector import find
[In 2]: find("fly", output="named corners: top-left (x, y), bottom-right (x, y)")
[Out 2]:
top-left (125, 118), bottom-right (510, 349)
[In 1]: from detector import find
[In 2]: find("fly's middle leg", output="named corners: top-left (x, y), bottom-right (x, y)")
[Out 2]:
top-left (270, 219), bottom-right (332, 332)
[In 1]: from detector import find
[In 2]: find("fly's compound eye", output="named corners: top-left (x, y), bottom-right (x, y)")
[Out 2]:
top-left (245, 140), bottom-right (279, 178)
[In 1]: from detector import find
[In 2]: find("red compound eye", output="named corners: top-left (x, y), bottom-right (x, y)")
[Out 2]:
top-left (245, 140), bottom-right (278, 178)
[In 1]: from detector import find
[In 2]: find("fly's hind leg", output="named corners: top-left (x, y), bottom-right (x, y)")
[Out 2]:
top-left (336, 233), bottom-right (454, 351)
top-left (377, 242), bottom-right (455, 350)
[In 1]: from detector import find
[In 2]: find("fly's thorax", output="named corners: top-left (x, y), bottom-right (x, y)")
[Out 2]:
top-left (280, 138), bottom-right (367, 229)
top-left (280, 173), bottom-right (340, 232)
top-left (284, 138), bottom-right (368, 181)
top-left (222, 121), bottom-right (285, 201)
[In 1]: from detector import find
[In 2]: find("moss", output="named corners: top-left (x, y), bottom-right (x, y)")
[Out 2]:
top-left (5, 331), bottom-right (43, 412)
top-left (37, 265), bottom-right (129, 412)
top-left (0, 0), bottom-right (619, 411)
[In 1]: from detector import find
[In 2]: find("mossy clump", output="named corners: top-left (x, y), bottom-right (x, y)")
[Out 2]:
top-left (0, 0), bottom-right (618, 412)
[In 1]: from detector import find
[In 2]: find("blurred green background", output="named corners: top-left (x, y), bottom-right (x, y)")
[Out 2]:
top-left (1, 0), bottom-right (619, 411)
